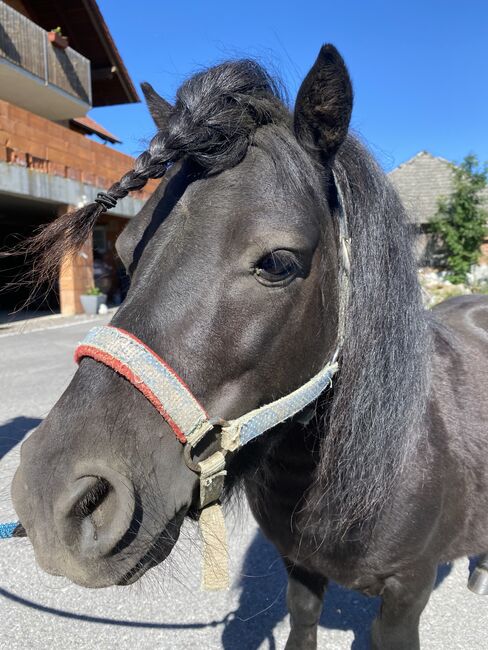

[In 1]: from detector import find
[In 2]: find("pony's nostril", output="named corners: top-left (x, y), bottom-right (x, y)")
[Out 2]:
top-left (56, 471), bottom-right (135, 560)
top-left (72, 477), bottom-right (111, 523)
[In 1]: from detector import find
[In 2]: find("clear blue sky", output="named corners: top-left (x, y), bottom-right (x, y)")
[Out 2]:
top-left (92, 0), bottom-right (488, 171)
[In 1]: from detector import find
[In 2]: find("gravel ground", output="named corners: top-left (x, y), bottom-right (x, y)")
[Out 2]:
top-left (0, 316), bottom-right (487, 649)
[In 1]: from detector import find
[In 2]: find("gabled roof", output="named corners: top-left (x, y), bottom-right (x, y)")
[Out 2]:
top-left (388, 152), bottom-right (454, 224)
top-left (8, 0), bottom-right (139, 107)
top-left (388, 151), bottom-right (488, 224)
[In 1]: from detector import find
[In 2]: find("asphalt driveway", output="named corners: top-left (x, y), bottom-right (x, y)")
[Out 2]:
top-left (0, 316), bottom-right (486, 649)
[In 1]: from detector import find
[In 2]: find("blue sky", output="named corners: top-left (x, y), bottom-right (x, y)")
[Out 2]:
top-left (92, 0), bottom-right (488, 171)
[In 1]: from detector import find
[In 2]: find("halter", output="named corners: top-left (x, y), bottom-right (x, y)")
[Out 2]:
top-left (1, 171), bottom-right (351, 590)
top-left (72, 324), bottom-right (339, 589)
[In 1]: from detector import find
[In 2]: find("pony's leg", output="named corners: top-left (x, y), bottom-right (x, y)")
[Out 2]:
top-left (468, 553), bottom-right (488, 594)
top-left (371, 565), bottom-right (436, 650)
top-left (284, 562), bottom-right (327, 650)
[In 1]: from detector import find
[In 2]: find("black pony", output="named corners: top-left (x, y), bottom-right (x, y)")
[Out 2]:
top-left (12, 45), bottom-right (488, 649)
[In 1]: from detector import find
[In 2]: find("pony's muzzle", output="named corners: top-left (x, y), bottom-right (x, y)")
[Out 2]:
top-left (54, 468), bottom-right (136, 560)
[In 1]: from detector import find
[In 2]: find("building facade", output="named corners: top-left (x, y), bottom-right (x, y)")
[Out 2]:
top-left (0, 0), bottom-right (155, 316)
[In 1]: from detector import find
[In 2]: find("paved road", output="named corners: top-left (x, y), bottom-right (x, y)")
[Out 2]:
top-left (0, 317), bottom-right (487, 649)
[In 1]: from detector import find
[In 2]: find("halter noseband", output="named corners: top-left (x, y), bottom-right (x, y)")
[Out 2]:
top-left (74, 325), bottom-right (339, 506)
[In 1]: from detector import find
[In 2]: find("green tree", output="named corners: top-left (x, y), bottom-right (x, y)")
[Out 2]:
top-left (430, 154), bottom-right (488, 283)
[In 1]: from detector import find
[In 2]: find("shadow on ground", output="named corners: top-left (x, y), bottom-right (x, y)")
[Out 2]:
top-left (0, 417), bottom-right (41, 460)
top-left (222, 530), bottom-right (454, 650)
top-left (0, 520), bottom-right (456, 650)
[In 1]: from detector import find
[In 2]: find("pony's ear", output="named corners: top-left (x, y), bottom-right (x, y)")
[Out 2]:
top-left (140, 82), bottom-right (173, 130)
top-left (294, 44), bottom-right (353, 161)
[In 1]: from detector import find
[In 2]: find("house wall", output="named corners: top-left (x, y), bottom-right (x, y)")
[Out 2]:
top-left (0, 99), bottom-right (157, 196)
top-left (59, 231), bottom-right (94, 315)
top-left (0, 99), bottom-right (158, 315)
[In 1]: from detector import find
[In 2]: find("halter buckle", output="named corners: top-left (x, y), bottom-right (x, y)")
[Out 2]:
top-left (183, 417), bottom-right (230, 508)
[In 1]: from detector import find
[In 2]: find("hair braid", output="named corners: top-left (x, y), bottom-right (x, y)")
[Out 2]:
top-left (6, 131), bottom-right (177, 298)
top-left (98, 132), bottom-right (175, 207)
top-left (5, 58), bottom-right (287, 304)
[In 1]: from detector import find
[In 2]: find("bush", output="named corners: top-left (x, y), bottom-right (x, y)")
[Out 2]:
top-left (429, 155), bottom-right (487, 283)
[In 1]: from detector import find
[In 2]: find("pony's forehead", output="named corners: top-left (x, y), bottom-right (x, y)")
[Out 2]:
top-left (129, 124), bottom-right (325, 244)
top-left (187, 146), bottom-right (283, 198)
top-left (181, 127), bottom-right (323, 211)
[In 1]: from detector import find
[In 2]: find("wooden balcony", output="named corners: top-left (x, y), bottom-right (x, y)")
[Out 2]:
top-left (0, 1), bottom-right (92, 119)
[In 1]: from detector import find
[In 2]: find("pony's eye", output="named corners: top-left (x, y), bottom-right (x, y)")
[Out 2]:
top-left (254, 250), bottom-right (299, 285)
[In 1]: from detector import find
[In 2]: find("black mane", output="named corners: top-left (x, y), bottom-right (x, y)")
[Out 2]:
top-left (307, 136), bottom-right (430, 541)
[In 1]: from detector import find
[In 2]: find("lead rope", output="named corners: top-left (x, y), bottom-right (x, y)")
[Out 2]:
top-left (178, 442), bottom-right (230, 591)
top-left (192, 441), bottom-right (229, 590)
top-left (0, 522), bottom-right (22, 539)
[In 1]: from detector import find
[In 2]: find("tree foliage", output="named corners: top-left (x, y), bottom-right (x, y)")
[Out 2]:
top-left (430, 155), bottom-right (488, 283)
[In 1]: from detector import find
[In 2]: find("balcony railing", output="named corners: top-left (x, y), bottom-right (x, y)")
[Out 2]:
top-left (0, 1), bottom-right (91, 106)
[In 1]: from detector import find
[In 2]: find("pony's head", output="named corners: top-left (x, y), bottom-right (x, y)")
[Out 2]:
top-left (11, 44), bottom-right (426, 587)
top-left (12, 45), bottom-right (353, 587)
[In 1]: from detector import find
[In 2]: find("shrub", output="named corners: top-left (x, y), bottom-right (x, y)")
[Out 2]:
top-left (429, 155), bottom-right (488, 283)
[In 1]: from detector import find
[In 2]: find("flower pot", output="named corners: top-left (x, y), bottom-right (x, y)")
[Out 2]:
top-left (48, 32), bottom-right (69, 49)
top-left (80, 294), bottom-right (107, 316)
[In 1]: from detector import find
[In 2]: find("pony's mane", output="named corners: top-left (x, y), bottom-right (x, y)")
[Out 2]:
top-left (306, 136), bottom-right (430, 543)
top-left (16, 59), bottom-right (430, 542)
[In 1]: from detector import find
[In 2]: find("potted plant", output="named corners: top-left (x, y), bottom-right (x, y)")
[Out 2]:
top-left (48, 27), bottom-right (69, 49)
top-left (80, 287), bottom-right (107, 316)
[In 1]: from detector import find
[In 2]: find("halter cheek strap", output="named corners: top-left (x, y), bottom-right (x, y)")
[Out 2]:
top-left (74, 325), bottom-right (339, 503)
top-left (75, 325), bottom-right (339, 445)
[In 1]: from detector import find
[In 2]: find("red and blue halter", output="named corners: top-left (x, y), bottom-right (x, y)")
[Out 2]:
top-left (75, 324), bottom-right (339, 455)
top-left (1, 324), bottom-right (338, 534)
top-left (2, 324), bottom-right (339, 588)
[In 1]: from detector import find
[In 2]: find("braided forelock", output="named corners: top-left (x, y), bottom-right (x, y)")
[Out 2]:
top-left (6, 59), bottom-right (287, 302)
top-left (104, 131), bottom-right (176, 204)
top-left (165, 59), bottom-right (287, 173)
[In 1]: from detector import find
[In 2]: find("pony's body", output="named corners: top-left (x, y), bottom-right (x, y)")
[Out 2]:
top-left (241, 294), bottom-right (488, 650)
top-left (10, 46), bottom-right (488, 649)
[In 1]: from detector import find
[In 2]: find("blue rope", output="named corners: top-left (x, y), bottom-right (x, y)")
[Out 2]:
top-left (0, 521), bottom-right (20, 539)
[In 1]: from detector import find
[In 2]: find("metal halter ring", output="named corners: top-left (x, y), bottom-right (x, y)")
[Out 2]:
top-left (183, 417), bottom-right (229, 474)
top-left (183, 443), bottom-right (201, 473)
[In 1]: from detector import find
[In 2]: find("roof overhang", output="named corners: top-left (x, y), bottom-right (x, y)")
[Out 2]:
top-left (70, 116), bottom-right (122, 143)
top-left (15, 0), bottom-right (139, 107)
